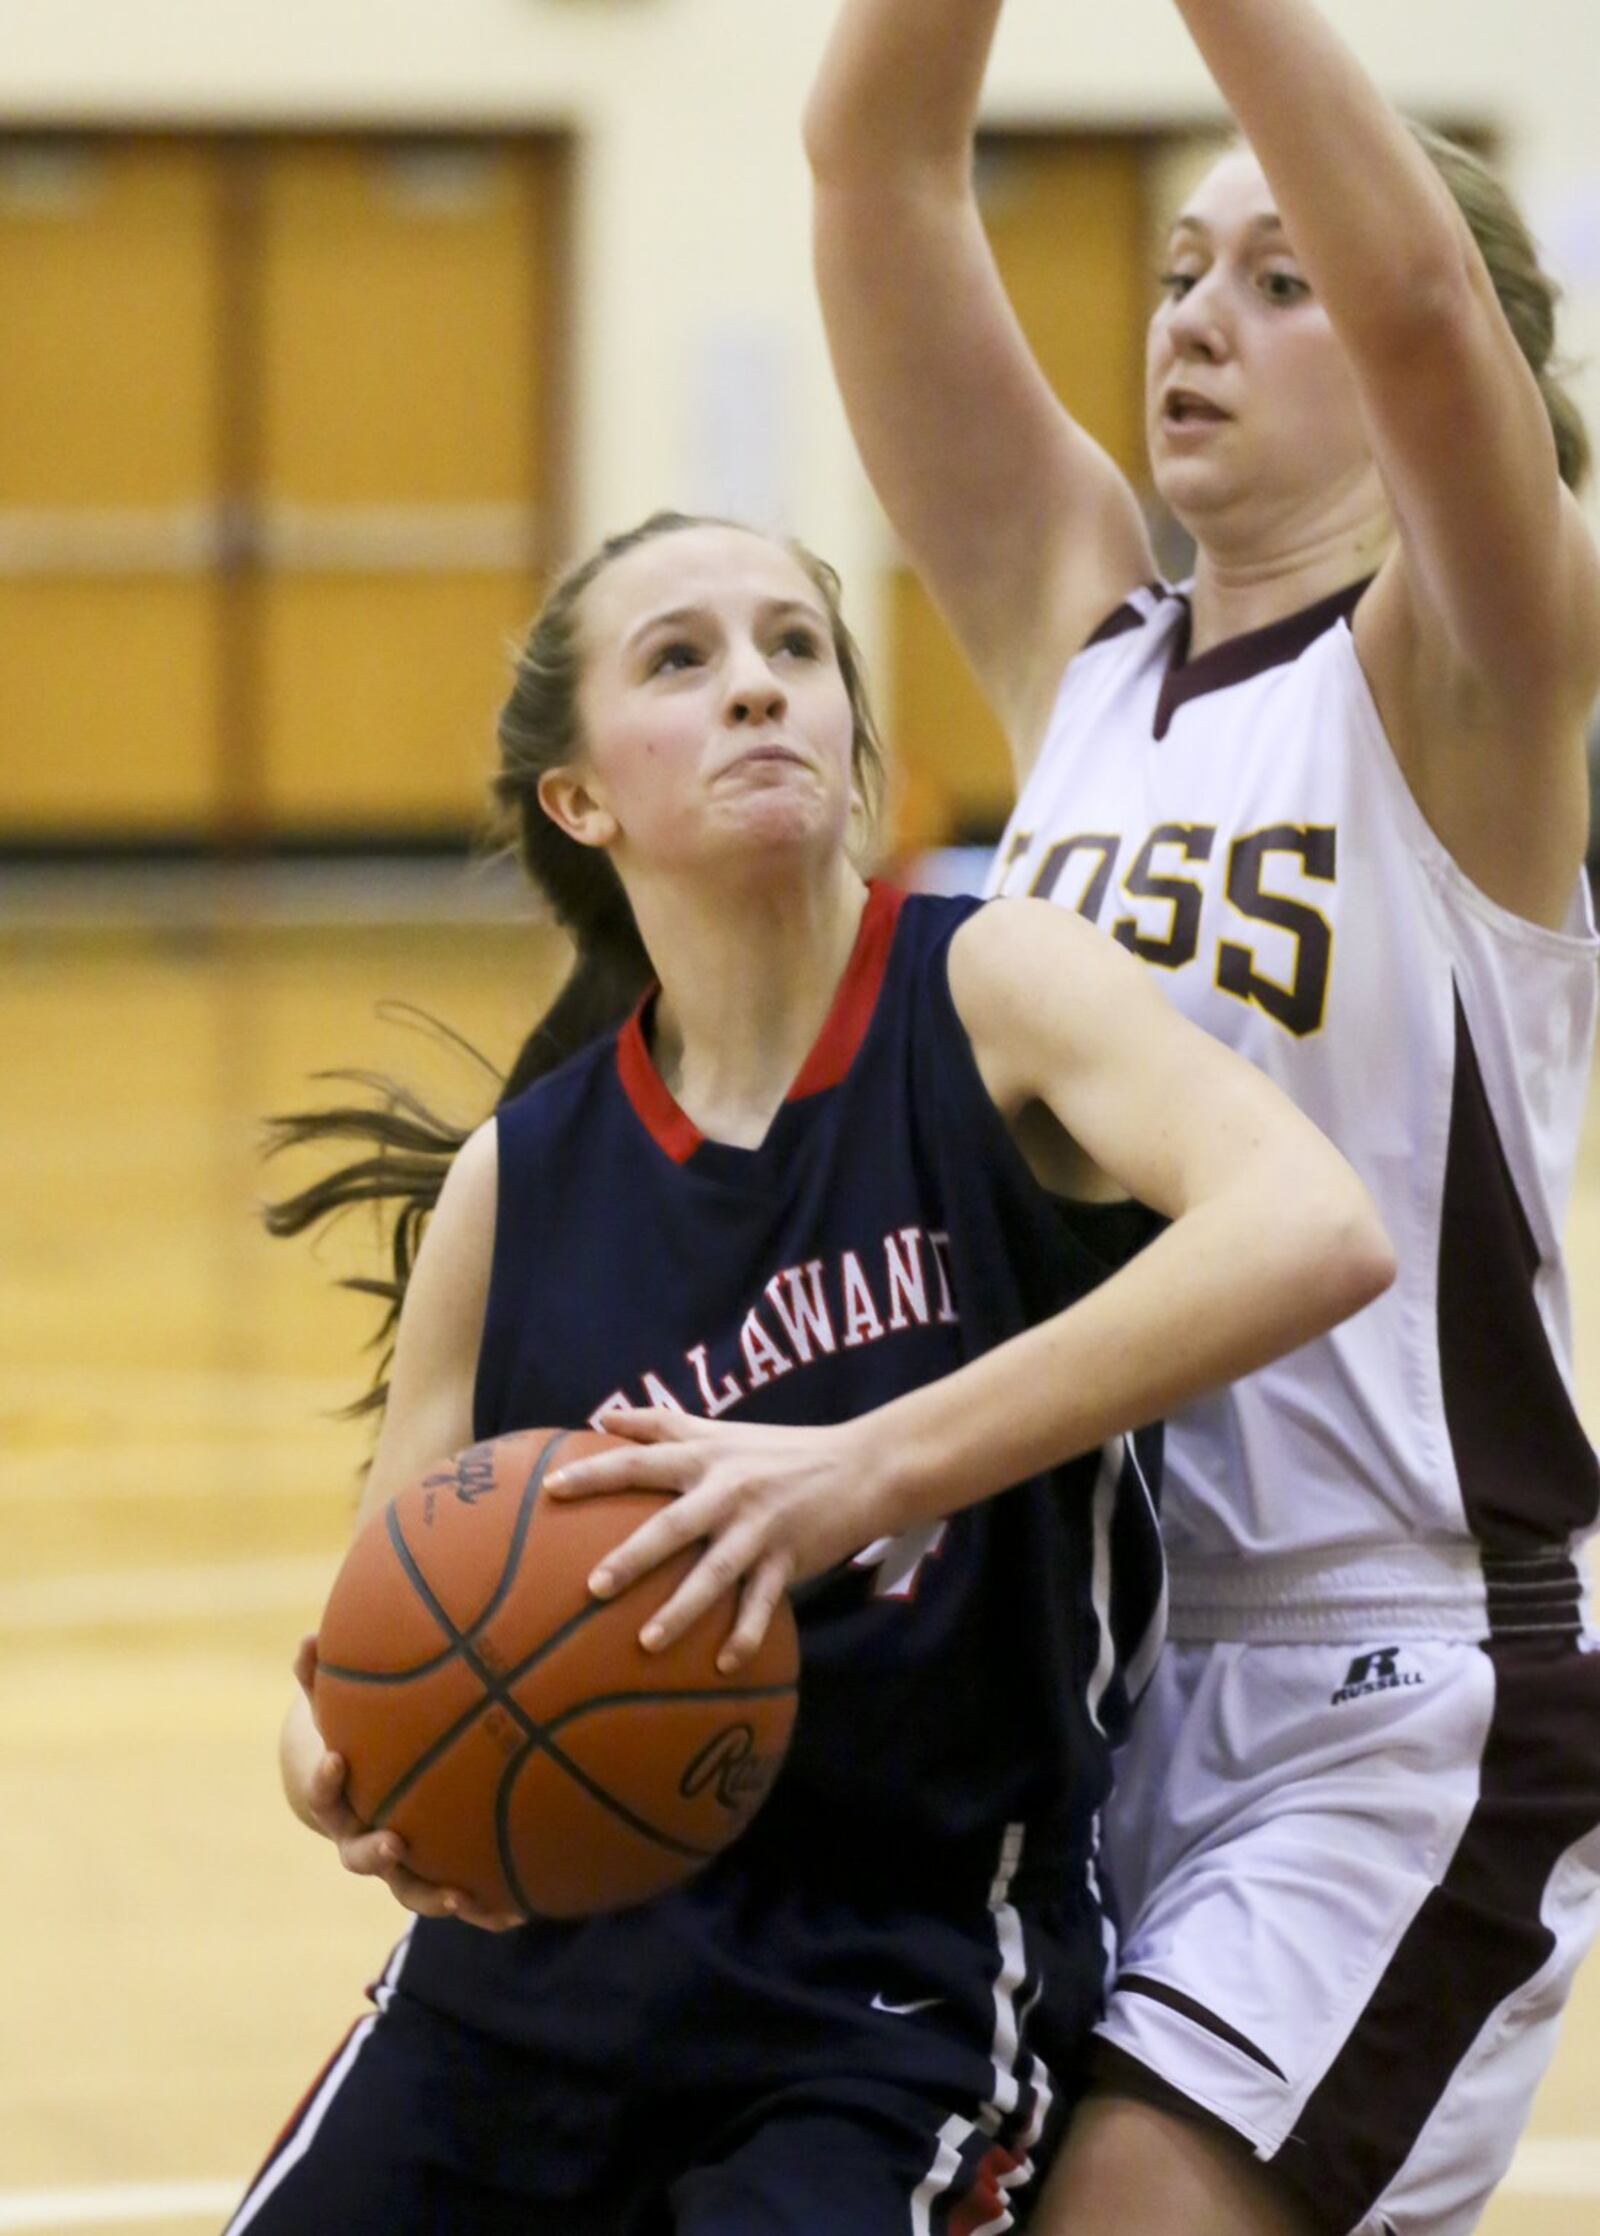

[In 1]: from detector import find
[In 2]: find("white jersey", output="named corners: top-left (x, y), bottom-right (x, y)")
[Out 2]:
top-left (989, 580), bottom-right (1600, 1633)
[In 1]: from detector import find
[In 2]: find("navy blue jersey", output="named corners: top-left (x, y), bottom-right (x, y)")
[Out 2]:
top-left (401, 884), bottom-right (1164, 2048)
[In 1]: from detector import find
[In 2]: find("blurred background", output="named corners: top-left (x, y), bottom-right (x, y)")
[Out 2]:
top-left (1, 1), bottom-right (1597, 2230)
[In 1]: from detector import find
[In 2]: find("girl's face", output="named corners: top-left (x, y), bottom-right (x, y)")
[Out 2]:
top-left (550, 525), bottom-right (857, 881)
top-left (1146, 147), bottom-right (1380, 549)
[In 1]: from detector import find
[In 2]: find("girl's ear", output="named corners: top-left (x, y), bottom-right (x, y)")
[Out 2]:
top-left (537, 766), bottom-right (619, 851)
top-left (845, 776), bottom-right (875, 864)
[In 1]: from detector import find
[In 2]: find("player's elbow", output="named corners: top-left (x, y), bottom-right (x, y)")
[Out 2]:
top-left (801, 82), bottom-right (850, 181)
top-left (1298, 1173), bottom-right (1397, 1330)
top-left (803, 86), bottom-right (966, 193)
top-left (1339, 232), bottom-right (1480, 374)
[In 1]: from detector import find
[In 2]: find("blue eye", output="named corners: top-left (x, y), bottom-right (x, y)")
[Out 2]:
top-left (780, 628), bottom-right (823, 660)
top-left (650, 640), bottom-right (700, 675)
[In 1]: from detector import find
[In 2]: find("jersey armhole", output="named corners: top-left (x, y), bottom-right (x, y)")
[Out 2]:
top-left (1081, 582), bottom-right (1167, 651)
top-left (1341, 622), bottom-right (1599, 957)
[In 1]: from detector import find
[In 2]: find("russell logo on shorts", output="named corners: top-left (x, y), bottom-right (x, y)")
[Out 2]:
top-left (1330, 1647), bottom-right (1426, 1705)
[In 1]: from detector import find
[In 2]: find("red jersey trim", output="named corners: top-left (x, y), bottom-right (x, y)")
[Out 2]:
top-left (789, 879), bottom-right (906, 1097)
top-left (614, 880), bottom-right (907, 1163)
top-left (615, 1002), bottom-right (705, 1164)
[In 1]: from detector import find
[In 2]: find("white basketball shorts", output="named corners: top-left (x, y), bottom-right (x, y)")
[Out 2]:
top-left (1095, 1627), bottom-right (1600, 2236)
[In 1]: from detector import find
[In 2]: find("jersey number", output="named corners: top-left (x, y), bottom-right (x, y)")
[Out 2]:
top-left (1027, 821), bottom-right (1337, 1038)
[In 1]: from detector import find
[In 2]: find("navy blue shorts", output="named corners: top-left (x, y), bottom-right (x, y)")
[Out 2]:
top-left (225, 1843), bottom-right (1102, 2235)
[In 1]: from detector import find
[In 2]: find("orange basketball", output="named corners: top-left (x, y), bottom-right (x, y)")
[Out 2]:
top-left (312, 1427), bottom-right (799, 1920)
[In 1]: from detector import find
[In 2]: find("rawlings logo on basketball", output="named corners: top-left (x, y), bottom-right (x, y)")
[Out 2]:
top-left (421, 1444), bottom-right (500, 1509)
top-left (679, 1724), bottom-right (778, 1816)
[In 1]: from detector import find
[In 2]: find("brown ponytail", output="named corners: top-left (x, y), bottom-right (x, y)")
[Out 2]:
top-left (1409, 123), bottom-right (1591, 492)
top-left (266, 509), bottom-right (884, 1416)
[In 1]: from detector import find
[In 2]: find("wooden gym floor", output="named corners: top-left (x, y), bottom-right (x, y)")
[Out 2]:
top-left (2, 898), bottom-right (1596, 2235)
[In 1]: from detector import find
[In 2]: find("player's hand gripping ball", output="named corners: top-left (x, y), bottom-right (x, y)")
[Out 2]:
top-left (313, 1428), bottom-right (800, 1920)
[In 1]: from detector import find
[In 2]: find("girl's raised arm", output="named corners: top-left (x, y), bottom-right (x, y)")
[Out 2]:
top-left (805, 0), bottom-right (1152, 768)
top-left (1170, 0), bottom-right (1600, 921)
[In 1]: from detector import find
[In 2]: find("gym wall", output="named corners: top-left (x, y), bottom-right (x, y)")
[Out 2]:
top-left (1, 0), bottom-right (1594, 846)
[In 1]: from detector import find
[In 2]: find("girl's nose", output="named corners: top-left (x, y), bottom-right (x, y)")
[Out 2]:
top-left (726, 655), bottom-right (787, 725)
top-left (1166, 280), bottom-right (1230, 362)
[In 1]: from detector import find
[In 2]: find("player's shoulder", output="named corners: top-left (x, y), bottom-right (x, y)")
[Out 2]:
top-left (398, 1119), bottom-right (499, 1336)
top-left (891, 883), bottom-right (985, 944)
top-left (1047, 580), bottom-right (1187, 713)
top-left (434, 1117), bottom-right (499, 1236)
top-left (946, 897), bottom-right (1146, 1084)
top-left (877, 885), bottom-right (993, 1019)
top-left (950, 892), bottom-right (1121, 987)
top-left (825, 881), bottom-right (985, 1006)
top-left (496, 1027), bottom-right (627, 1136)
top-left (1018, 580), bottom-right (1187, 780)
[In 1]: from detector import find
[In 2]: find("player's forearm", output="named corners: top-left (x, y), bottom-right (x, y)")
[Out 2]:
top-left (1169, 0), bottom-right (1470, 342)
top-left (804, 0), bottom-right (1007, 183)
top-left (860, 1172), bottom-right (1393, 1534)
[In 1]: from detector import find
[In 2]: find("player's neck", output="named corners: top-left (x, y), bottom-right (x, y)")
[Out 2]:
top-left (1187, 509), bottom-right (1391, 657)
top-left (639, 863), bottom-right (870, 1149)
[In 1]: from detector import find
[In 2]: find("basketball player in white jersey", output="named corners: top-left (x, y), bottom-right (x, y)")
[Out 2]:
top-left (800, 1), bottom-right (1600, 2232)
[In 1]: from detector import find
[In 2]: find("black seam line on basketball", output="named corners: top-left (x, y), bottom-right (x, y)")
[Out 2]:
top-left (360, 1564), bottom-right (728, 1831)
top-left (360, 1571), bottom-right (669, 1822)
top-left (497, 1729), bottom-right (720, 1874)
top-left (364, 1649), bottom-right (793, 1831)
top-left (361, 1438), bottom-right (778, 1827)
top-left (361, 1600), bottom-right (634, 1826)
top-left (340, 1567), bottom-right (628, 1700)
top-left (495, 1748), bottom-right (537, 1917)
top-left (383, 1501), bottom-right (483, 1669)
top-left (380, 1492), bottom-right (550, 1705)
top-left (358, 1428), bottom-right (569, 1685)
top-left (316, 1665), bottom-right (802, 1699)
top-left (316, 1656), bottom-right (460, 1687)
top-left (538, 1680), bottom-right (796, 1737)
top-left (464, 1428), bottom-right (572, 1644)
top-left (367, 1509), bottom-right (561, 1824)
top-left (382, 1428), bottom-right (671, 1704)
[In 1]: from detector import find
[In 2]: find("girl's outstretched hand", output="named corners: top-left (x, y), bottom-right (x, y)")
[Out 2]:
top-left (544, 1412), bottom-right (892, 1669)
top-left (284, 1636), bottom-right (522, 1932)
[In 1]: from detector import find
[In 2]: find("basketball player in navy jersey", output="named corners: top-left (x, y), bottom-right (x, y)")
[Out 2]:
top-left (236, 511), bottom-right (1389, 2236)
top-left (806, 3), bottom-right (1600, 2233)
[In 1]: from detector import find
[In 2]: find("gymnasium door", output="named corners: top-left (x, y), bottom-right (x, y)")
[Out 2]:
top-left (0, 132), bottom-right (567, 847)
top-left (253, 140), bottom-right (563, 836)
top-left (0, 141), bottom-right (227, 836)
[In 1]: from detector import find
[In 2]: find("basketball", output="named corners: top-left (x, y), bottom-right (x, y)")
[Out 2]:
top-left (312, 1427), bottom-right (800, 1920)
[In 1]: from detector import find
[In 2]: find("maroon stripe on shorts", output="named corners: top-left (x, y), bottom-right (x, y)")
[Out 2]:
top-left (1269, 1636), bottom-right (1600, 2236)
top-left (1483, 1551), bottom-right (1586, 1636)
top-left (1437, 993), bottom-right (1599, 1579)
top-left (1114, 1973), bottom-right (1286, 2079)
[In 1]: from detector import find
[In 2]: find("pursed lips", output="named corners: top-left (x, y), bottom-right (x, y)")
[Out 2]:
top-left (718, 743), bottom-right (811, 777)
